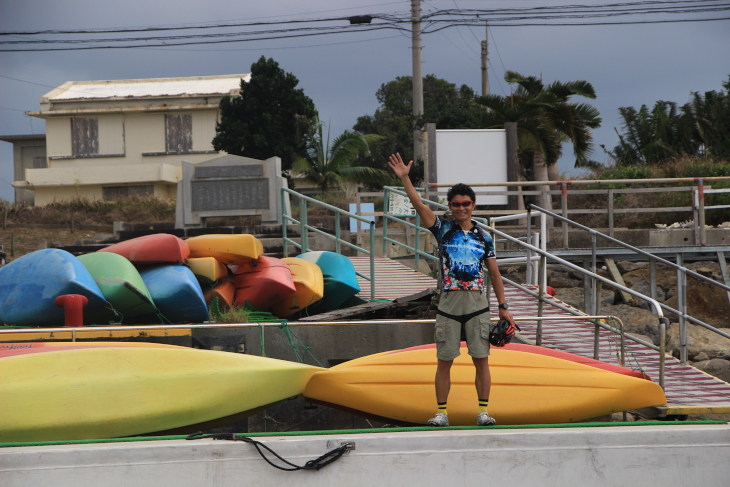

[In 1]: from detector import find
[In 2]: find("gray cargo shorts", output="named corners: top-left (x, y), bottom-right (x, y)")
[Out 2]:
top-left (434, 290), bottom-right (493, 361)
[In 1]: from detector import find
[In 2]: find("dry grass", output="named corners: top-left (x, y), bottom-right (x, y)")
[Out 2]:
top-left (565, 156), bottom-right (730, 228)
top-left (0, 195), bottom-right (176, 225)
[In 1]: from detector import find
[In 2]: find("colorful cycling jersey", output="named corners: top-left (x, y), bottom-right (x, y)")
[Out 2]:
top-left (429, 216), bottom-right (496, 292)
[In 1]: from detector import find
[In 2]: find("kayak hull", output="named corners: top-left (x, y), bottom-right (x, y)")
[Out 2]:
top-left (99, 234), bottom-right (190, 264)
top-left (296, 251), bottom-right (360, 313)
top-left (138, 265), bottom-right (209, 324)
top-left (0, 249), bottom-right (109, 327)
top-left (271, 258), bottom-right (324, 318)
top-left (186, 234), bottom-right (263, 265)
top-left (303, 346), bottom-right (667, 426)
top-left (77, 252), bottom-right (157, 321)
top-left (0, 344), bottom-right (321, 442)
top-left (231, 256), bottom-right (296, 311)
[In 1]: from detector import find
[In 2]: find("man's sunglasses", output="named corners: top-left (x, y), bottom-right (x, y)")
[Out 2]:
top-left (449, 201), bottom-right (474, 208)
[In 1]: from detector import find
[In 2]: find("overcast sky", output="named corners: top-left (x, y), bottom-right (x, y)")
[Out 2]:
top-left (1, 0), bottom-right (729, 202)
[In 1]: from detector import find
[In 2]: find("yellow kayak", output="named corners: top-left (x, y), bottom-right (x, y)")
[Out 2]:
top-left (303, 346), bottom-right (667, 426)
top-left (1, 344), bottom-right (320, 442)
top-left (186, 257), bottom-right (229, 282)
top-left (271, 257), bottom-right (324, 318)
top-left (186, 234), bottom-right (263, 265)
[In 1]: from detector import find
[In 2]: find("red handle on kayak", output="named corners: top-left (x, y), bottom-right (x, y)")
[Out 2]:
top-left (55, 294), bottom-right (88, 327)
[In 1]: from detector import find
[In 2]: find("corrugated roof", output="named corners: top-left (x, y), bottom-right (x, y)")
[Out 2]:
top-left (49, 75), bottom-right (250, 101)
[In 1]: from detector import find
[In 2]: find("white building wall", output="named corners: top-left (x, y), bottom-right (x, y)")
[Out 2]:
top-left (97, 114), bottom-right (125, 156)
top-left (192, 110), bottom-right (217, 152)
top-left (45, 118), bottom-right (72, 159)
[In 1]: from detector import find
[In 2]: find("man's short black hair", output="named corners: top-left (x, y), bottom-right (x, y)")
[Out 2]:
top-left (447, 183), bottom-right (476, 203)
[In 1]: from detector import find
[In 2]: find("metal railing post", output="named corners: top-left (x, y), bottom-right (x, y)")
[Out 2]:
top-left (525, 209), bottom-right (532, 284)
top-left (382, 187), bottom-right (389, 257)
top-left (370, 221), bottom-right (376, 299)
top-left (281, 190), bottom-right (289, 257)
top-left (300, 198), bottom-right (308, 253)
top-left (592, 233), bottom-right (599, 360)
top-left (659, 318), bottom-right (668, 390)
top-left (335, 211), bottom-right (341, 255)
top-left (698, 178), bottom-right (706, 246)
top-left (537, 254), bottom-right (546, 346)
top-left (561, 182), bottom-right (569, 248)
top-left (414, 213), bottom-right (420, 270)
top-left (677, 252), bottom-right (687, 363)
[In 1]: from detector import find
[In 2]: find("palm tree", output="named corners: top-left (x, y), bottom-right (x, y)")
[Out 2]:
top-left (477, 72), bottom-right (601, 216)
top-left (291, 118), bottom-right (388, 195)
top-left (502, 71), bottom-right (602, 181)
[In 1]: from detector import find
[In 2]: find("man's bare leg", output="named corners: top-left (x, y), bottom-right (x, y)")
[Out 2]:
top-left (472, 356), bottom-right (491, 400)
top-left (435, 359), bottom-right (453, 403)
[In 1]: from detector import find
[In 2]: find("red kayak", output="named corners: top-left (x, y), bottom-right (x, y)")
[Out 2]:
top-left (200, 279), bottom-right (235, 311)
top-left (99, 234), bottom-right (190, 264)
top-left (230, 256), bottom-right (296, 311)
top-left (392, 342), bottom-right (651, 381)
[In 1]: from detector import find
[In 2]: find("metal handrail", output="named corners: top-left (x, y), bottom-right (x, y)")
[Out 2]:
top-left (529, 204), bottom-right (730, 363)
top-left (281, 187), bottom-right (375, 300)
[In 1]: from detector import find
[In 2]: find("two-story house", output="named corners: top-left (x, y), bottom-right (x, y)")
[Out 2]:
top-left (13, 74), bottom-right (249, 205)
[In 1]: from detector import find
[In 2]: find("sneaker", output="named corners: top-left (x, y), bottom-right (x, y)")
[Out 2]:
top-left (477, 411), bottom-right (496, 426)
top-left (427, 412), bottom-right (449, 427)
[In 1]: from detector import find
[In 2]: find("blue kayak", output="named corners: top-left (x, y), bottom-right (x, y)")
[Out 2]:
top-left (295, 251), bottom-right (360, 314)
top-left (0, 249), bottom-right (110, 327)
top-left (138, 265), bottom-right (209, 324)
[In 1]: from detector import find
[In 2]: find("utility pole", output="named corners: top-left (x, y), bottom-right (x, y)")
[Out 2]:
top-left (481, 21), bottom-right (489, 97)
top-left (411, 0), bottom-right (424, 164)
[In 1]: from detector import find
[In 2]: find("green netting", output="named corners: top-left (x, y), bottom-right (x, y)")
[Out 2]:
top-left (1, 420), bottom-right (724, 448)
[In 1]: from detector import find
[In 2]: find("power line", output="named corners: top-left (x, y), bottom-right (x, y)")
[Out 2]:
top-left (0, 2), bottom-right (727, 52)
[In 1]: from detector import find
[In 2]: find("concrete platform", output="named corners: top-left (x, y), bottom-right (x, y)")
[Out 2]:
top-left (2, 424), bottom-right (729, 486)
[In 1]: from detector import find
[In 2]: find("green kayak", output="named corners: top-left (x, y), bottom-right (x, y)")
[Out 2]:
top-left (77, 252), bottom-right (157, 323)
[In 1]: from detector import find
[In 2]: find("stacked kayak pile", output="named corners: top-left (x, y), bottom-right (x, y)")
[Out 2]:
top-left (0, 341), bottom-right (667, 442)
top-left (0, 233), bottom-right (361, 327)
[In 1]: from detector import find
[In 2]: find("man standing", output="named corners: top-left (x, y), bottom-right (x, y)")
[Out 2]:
top-left (388, 153), bottom-right (515, 427)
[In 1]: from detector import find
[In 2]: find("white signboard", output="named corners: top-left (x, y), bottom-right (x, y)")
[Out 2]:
top-left (387, 187), bottom-right (423, 217)
top-left (435, 129), bottom-right (508, 205)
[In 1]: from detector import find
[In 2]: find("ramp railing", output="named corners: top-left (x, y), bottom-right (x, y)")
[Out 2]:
top-left (529, 204), bottom-right (730, 364)
top-left (281, 187), bottom-right (376, 300)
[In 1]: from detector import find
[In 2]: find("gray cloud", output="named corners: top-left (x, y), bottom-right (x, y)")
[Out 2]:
top-left (2, 0), bottom-right (729, 201)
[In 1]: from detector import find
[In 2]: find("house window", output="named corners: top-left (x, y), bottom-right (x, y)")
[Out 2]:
top-left (165, 114), bottom-right (193, 153)
top-left (33, 156), bottom-right (47, 168)
top-left (102, 185), bottom-right (154, 201)
top-left (71, 118), bottom-right (99, 156)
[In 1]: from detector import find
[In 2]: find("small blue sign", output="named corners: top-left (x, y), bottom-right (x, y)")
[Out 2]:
top-left (349, 203), bottom-right (375, 232)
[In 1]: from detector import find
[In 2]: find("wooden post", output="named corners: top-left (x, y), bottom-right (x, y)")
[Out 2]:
top-left (10, 232), bottom-right (14, 256)
top-left (505, 122), bottom-right (519, 210)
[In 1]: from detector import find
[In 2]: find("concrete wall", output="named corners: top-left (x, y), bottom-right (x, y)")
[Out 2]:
top-left (3, 424), bottom-right (729, 486)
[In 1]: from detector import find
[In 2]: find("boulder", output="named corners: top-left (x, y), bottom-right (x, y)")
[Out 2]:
top-left (694, 352), bottom-right (710, 362)
top-left (553, 288), bottom-right (615, 311)
top-left (666, 323), bottom-right (730, 360)
top-left (548, 271), bottom-right (582, 289)
top-left (664, 277), bottom-right (730, 328)
top-left (600, 303), bottom-right (662, 345)
top-left (616, 261), bottom-right (649, 274)
top-left (630, 280), bottom-right (666, 302)
top-left (695, 358), bottom-right (730, 383)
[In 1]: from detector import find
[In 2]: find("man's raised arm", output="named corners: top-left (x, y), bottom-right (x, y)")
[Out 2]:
top-left (387, 153), bottom-right (436, 228)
